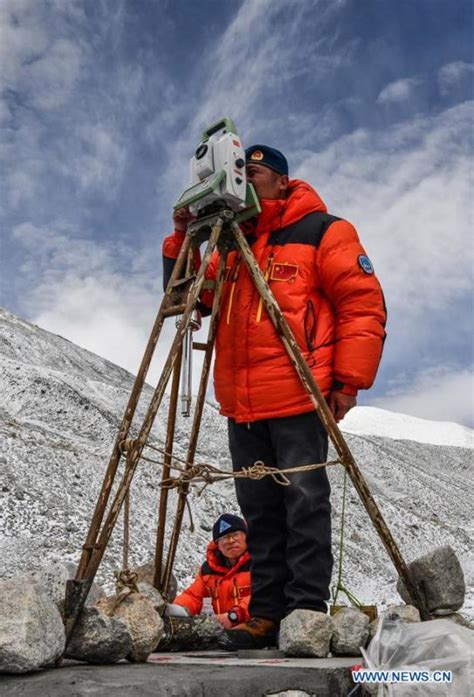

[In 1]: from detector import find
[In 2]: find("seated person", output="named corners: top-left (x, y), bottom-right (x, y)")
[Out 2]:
top-left (168, 514), bottom-right (250, 629)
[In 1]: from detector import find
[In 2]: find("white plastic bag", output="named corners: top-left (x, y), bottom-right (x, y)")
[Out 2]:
top-left (360, 615), bottom-right (473, 696)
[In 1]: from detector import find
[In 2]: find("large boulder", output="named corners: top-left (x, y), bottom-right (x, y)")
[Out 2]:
top-left (158, 615), bottom-right (224, 651)
top-left (397, 546), bottom-right (465, 613)
top-left (0, 576), bottom-right (65, 673)
top-left (65, 606), bottom-right (132, 664)
top-left (331, 607), bottom-right (370, 655)
top-left (96, 592), bottom-right (164, 662)
top-left (137, 581), bottom-right (166, 615)
top-left (279, 610), bottom-right (334, 657)
top-left (132, 561), bottom-right (177, 601)
top-left (29, 560), bottom-right (104, 613)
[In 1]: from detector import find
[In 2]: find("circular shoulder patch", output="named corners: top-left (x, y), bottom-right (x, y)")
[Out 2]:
top-left (358, 255), bottom-right (374, 274)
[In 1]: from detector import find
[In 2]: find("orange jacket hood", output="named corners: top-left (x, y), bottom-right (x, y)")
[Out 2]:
top-left (205, 540), bottom-right (251, 577)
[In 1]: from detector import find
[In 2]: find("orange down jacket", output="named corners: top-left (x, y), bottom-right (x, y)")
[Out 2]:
top-left (173, 541), bottom-right (251, 620)
top-left (163, 179), bottom-right (387, 423)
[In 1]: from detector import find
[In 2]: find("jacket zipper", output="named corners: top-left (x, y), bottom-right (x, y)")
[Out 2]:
top-left (226, 257), bottom-right (241, 324)
top-left (256, 253), bottom-right (274, 322)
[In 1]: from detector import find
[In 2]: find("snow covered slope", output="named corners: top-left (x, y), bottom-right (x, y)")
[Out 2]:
top-left (341, 406), bottom-right (473, 448)
top-left (1, 308), bottom-right (472, 620)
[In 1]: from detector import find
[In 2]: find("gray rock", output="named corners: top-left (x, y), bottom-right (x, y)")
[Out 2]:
top-left (137, 581), bottom-right (166, 615)
top-left (369, 604), bottom-right (420, 639)
top-left (29, 560), bottom-right (105, 613)
top-left (432, 612), bottom-right (474, 630)
top-left (397, 546), bottom-right (465, 613)
top-left (0, 576), bottom-right (65, 673)
top-left (132, 561), bottom-right (178, 601)
top-left (65, 606), bottom-right (132, 664)
top-left (158, 615), bottom-right (224, 651)
top-left (96, 592), bottom-right (164, 662)
top-left (268, 692), bottom-right (314, 697)
top-left (331, 607), bottom-right (369, 656)
top-left (279, 610), bottom-right (333, 658)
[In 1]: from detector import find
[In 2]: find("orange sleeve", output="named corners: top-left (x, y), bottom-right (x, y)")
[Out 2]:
top-left (162, 231), bottom-right (219, 313)
top-left (235, 593), bottom-right (250, 623)
top-left (173, 571), bottom-right (209, 616)
top-left (317, 220), bottom-right (387, 392)
top-left (162, 230), bottom-right (186, 260)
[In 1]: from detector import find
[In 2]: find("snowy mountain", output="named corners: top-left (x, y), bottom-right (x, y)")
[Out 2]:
top-left (0, 308), bottom-right (472, 620)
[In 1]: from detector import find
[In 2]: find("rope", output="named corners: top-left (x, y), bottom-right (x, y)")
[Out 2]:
top-left (120, 439), bottom-right (341, 494)
top-left (111, 569), bottom-right (139, 610)
top-left (123, 488), bottom-right (130, 570)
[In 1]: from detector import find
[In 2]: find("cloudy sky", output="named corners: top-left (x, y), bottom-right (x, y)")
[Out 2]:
top-left (2, 0), bottom-right (473, 426)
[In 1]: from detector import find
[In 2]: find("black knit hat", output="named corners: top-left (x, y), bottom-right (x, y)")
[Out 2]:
top-left (245, 144), bottom-right (289, 176)
top-left (212, 513), bottom-right (247, 542)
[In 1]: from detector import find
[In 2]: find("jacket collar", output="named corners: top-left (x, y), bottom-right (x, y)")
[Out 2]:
top-left (254, 179), bottom-right (327, 236)
top-left (206, 540), bottom-right (250, 576)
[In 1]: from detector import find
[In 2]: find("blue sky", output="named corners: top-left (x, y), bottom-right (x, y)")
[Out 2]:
top-left (1, 0), bottom-right (473, 425)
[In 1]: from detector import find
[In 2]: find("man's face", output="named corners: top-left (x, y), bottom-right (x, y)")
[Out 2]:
top-left (246, 163), bottom-right (289, 200)
top-left (216, 530), bottom-right (247, 561)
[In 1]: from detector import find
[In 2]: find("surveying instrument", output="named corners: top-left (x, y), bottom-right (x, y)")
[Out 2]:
top-left (63, 117), bottom-right (430, 644)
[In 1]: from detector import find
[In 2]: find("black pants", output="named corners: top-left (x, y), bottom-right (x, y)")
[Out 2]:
top-left (228, 411), bottom-right (333, 622)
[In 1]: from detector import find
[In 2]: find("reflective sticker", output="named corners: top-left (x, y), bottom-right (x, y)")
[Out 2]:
top-left (219, 519), bottom-right (232, 533)
top-left (358, 255), bottom-right (374, 274)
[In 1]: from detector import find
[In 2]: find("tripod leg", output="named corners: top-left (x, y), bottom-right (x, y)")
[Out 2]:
top-left (232, 221), bottom-right (430, 620)
top-left (153, 348), bottom-right (182, 590)
top-left (75, 232), bottom-right (193, 581)
top-left (64, 217), bottom-right (225, 644)
top-left (161, 251), bottom-right (228, 594)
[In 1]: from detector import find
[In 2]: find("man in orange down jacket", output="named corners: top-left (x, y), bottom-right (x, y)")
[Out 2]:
top-left (162, 145), bottom-right (387, 649)
top-left (167, 514), bottom-right (251, 629)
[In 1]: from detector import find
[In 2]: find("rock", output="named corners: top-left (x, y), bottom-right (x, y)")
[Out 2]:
top-left (268, 692), bottom-right (313, 697)
top-left (96, 592), bottom-right (164, 662)
top-left (29, 560), bottom-right (105, 613)
top-left (158, 615), bottom-right (224, 651)
top-left (397, 546), bottom-right (465, 613)
top-left (137, 581), bottom-right (166, 615)
top-left (432, 612), bottom-right (474, 630)
top-left (331, 607), bottom-right (369, 656)
top-left (132, 561), bottom-right (178, 601)
top-left (369, 604), bottom-right (420, 639)
top-left (65, 606), bottom-right (132, 664)
top-left (0, 576), bottom-right (65, 673)
top-left (279, 610), bottom-right (333, 658)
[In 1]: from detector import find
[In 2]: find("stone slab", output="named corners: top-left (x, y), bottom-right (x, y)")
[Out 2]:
top-left (0, 653), bottom-right (357, 697)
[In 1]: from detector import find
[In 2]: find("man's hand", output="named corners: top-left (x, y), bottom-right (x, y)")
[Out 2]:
top-left (173, 207), bottom-right (196, 232)
top-left (328, 391), bottom-right (356, 423)
top-left (216, 613), bottom-right (233, 629)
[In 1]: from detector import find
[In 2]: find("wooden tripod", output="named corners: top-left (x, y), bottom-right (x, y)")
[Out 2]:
top-left (63, 209), bottom-right (430, 645)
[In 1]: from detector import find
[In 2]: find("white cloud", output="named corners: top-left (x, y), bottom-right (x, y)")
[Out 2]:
top-left (12, 222), bottom-right (207, 389)
top-left (376, 77), bottom-right (421, 104)
top-left (70, 125), bottom-right (127, 195)
top-left (373, 366), bottom-right (474, 427)
top-left (438, 61), bottom-right (474, 96)
top-left (296, 101), bottom-right (474, 316)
